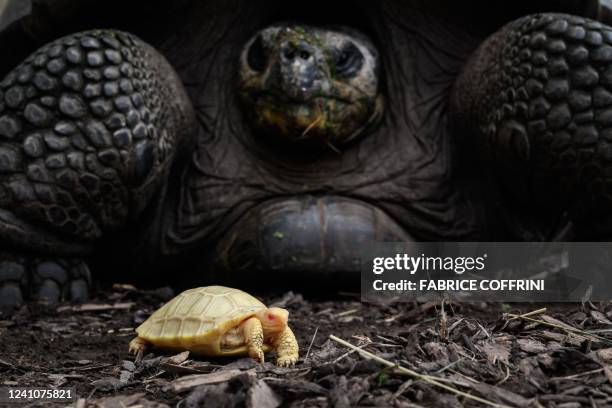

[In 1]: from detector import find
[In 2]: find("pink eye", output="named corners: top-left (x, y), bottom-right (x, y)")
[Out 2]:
top-left (268, 314), bottom-right (276, 320)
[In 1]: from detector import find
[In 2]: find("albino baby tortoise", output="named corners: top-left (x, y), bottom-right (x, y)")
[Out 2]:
top-left (129, 286), bottom-right (299, 367)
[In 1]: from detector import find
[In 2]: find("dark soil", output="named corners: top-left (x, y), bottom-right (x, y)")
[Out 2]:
top-left (2, 286), bottom-right (612, 407)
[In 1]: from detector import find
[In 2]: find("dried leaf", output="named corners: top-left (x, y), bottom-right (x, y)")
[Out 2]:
top-left (477, 338), bottom-right (510, 364)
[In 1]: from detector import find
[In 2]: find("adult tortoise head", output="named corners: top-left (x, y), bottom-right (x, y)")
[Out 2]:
top-left (238, 25), bottom-right (382, 147)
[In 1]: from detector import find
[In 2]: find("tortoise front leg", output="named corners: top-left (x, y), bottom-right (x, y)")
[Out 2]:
top-left (0, 29), bottom-right (195, 306)
top-left (452, 13), bottom-right (612, 238)
top-left (242, 317), bottom-right (265, 363)
top-left (273, 326), bottom-right (299, 367)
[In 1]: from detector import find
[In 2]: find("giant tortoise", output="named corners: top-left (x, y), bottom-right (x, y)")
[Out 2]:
top-left (1, 0), bottom-right (612, 306)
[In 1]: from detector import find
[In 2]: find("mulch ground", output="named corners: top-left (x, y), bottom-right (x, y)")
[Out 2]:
top-left (2, 286), bottom-right (612, 407)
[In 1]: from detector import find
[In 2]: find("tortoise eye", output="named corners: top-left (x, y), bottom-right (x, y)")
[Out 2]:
top-left (335, 43), bottom-right (363, 78)
top-left (247, 35), bottom-right (267, 72)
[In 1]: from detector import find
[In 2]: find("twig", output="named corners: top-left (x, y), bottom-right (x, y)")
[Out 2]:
top-left (304, 326), bottom-right (319, 363)
top-left (435, 358), bottom-right (463, 374)
top-left (57, 302), bottom-right (135, 313)
top-left (476, 322), bottom-right (491, 339)
top-left (551, 367), bottom-right (604, 380)
top-left (376, 335), bottom-right (399, 345)
top-left (331, 342), bottom-right (370, 364)
top-left (335, 309), bottom-right (359, 318)
top-left (448, 369), bottom-right (481, 384)
top-left (495, 362), bottom-right (511, 386)
top-left (506, 314), bottom-right (612, 345)
top-left (392, 379), bottom-right (414, 399)
top-left (330, 335), bottom-right (508, 408)
top-left (507, 308), bottom-right (547, 322)
top-left (324, 139), bottom-right (341, 154)
top-left (447, 318), bottom-right (465, 335)
top-left (439, 299), bottom-right (447, 340)
top-left (301, 115), bottom-right (324, 137)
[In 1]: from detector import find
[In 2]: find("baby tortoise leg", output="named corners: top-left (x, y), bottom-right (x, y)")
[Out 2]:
top-left (273, 326), bottom-right (299, 367)
top-left (129, 337), bottom-right (150, 354)
top-left (0, 29), bottom-right (195, 306)
top-left (452, 13), bottom-right (612, 237)
top-left (128, 336), bottom-right (150, 361)
top-left (242, 317), bottom-right (265, 363)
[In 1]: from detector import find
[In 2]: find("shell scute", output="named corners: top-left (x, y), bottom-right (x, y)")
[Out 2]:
top-left (181, 318), bottom-right (201, 337)
top-left (163, 318), bottom-right (182, 336)
top-left (189, 293), bottom-right (212, 316)
top-left (206, 295), bottom-right (235, 319)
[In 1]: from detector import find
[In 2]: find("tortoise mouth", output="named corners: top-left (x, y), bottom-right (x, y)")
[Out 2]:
top-left (246, 92), bottom-right (374, 145)
top-left (254, 90), bottom-right (354, 105)
top-left (212, 195), bottom-right (413, 281)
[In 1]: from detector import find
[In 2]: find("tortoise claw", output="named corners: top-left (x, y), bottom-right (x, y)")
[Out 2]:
top-left (128, 338), bottom-right (148, 363)
top-left (128, 337), bottom-right (148, 357)
top-left (249, 348), bottom-right (265, 364)
top-left (276, 356), bottom-right (297, 367)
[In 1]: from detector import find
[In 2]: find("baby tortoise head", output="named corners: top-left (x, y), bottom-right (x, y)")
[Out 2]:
top-left (239, 24), bottom-right (383, 148)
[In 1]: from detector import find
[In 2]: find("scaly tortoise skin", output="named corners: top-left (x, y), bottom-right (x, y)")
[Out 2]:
top-left (1, 1), bottom-right (612, 306)
top-left (129, 286), bottom-right (299, 367)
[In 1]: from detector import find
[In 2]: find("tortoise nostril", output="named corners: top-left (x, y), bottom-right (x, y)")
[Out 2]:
top-left (283, 47), bottom-right (296, 61)
top-left (282, 44), bottom-right (311, 62)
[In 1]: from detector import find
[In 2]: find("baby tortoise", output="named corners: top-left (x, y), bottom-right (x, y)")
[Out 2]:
top-left (128, 286), bottom-right (299, 367)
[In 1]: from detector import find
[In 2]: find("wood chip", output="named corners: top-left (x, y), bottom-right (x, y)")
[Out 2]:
top-left (0, 359), bottom-right (13, 368)
top-left (247, 379), bottom-right (282, 408)
top-left (170, 369), bottom-right (254, 392)
top-left (57, 302), bottom-right (135, 313)
top-left (592, 348), bottom-right (612, 364)
top-left (604, 366), bottom-right (612, 386)
top-left (159, 363), bottom-right (213, 375)
top-left (538, 331), bottom-right (566, 342)
top-left (469, 382), bottom-right (534, 406)
top-left (165, 351), bottom-right (190, 365)
top-left (112, 283), bottom-right (138, 291)
top-left (517, 338), bottom-right (546, 354)
top-left (540, 315), bottom-right (580, 332)
top-left (591, 310), bottom-right (612, 325)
